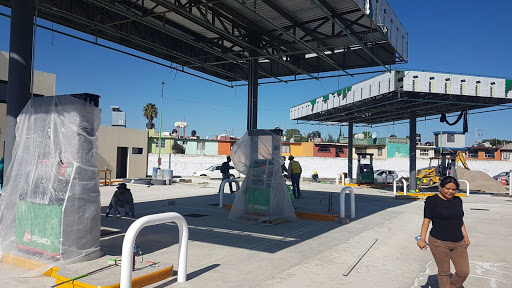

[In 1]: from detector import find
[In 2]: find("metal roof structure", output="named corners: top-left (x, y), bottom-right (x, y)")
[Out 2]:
top-left (0, 0), bottom-right (408, 84)
top-left (290, 70), bottom-right (512, 125)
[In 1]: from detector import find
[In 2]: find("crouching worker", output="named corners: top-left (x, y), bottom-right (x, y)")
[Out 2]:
top-left (106, 183), bottom-right (135, 218)
top-left (312, 171), bottom-right (319, 182)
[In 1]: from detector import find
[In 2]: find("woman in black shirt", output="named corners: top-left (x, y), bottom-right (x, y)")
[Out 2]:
top-left (417, 176), bottom-right (470, 288)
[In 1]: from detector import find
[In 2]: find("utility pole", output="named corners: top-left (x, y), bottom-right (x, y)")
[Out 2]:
top-left (475, 128), bottom-right (483, 146)
top-left (158, 81), bottom-right (165, 168)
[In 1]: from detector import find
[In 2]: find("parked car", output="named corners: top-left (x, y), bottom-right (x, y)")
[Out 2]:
top-left (192, 164), bottom-right (240, 179)
top-left (374, 169), bottom-right (399, 184)
top-left (492, 171), bottom-right (510, 185)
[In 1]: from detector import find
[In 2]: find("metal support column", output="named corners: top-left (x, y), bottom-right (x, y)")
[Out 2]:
top-left (247, 58), bottom-right (258, 131)
top-left (5, 0), bottom-right (35, 173)
top-left (348, 122), bottom-right (354, 181)
top-left (409, 111), bottom-right (417, 192)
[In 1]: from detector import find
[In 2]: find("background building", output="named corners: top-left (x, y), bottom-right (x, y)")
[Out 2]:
top-left (96, 125), bottom-right (148, 179)
top-left (0, 51), bottom-right (56, 157)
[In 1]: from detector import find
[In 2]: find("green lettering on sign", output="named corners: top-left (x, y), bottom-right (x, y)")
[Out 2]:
top-left (505, 79), bottom-right (512, 95)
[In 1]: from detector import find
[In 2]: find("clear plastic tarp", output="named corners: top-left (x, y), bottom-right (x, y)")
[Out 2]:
top-left (0, 95), bottom-right (101, 266)
top-left (229, 129), bottom-right (296, 222)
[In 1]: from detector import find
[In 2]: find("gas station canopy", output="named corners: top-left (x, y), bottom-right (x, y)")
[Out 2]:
top-left (0, 0), bottom-right (408, 83)
top-left (291, 70), bottom-right (512, 125)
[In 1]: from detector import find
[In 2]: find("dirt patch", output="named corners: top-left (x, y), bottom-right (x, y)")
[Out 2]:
top-left (456, 168), bottom-right (508, 193)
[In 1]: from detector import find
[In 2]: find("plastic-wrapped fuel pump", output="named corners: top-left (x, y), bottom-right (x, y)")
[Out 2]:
top-left (229, 129), bottom-right (296, 222)
top-left (0, 94), bottom-right (101, 265)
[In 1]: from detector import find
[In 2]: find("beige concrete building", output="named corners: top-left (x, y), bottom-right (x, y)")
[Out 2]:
top-left (0, 51), bottom-right (56, 156)
top-left (96, 126), bottom-right (148, 179)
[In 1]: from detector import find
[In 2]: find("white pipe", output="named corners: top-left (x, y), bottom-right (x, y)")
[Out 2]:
top-left (393, 178), bottom-right (399, 195)
top-left (219, 179), bottom-right (240, 207)
top-left (120, 213), bottom-right (189, 287)
top-left (510, 169), bottom-right (511, 196)
top-left (458, 179), bottom-right (470, 197)
top-left (340, 187), bottom-right (356, 219)
top-left (402, 178), bottom-right (408, 195)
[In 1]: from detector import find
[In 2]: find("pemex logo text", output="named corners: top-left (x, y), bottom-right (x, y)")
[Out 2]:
top-left (23, 229), bottom-right (51, 245)
top-left (23, 229), bottom-right (31, 242)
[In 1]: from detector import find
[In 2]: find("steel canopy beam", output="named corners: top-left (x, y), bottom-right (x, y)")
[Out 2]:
top-left (82, 0), bottom-right (286, 83)
top-left (310, 0), bottom-right (390, 72)
top-left (50, 2), bottom-right (244, 81)
top-left (151, 0), bottom-right (319, 80)
top-left (248, 0), bottom-right (351, 76)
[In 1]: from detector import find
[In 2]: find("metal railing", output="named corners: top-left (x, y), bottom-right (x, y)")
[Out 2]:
top-left (219, 179), bottom-right (240, 207)
top-left (458, 179), bottom-right (470, 196)
top-left (340, 187), bottom-right (356, 219)
top-left (120, 212), bottom-right (189, 287)
top-left (393, 178), bottom-right (408, 195)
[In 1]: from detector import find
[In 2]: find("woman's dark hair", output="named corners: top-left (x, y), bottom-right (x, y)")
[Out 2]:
top-left (439, 176), bottom-right (459, 189)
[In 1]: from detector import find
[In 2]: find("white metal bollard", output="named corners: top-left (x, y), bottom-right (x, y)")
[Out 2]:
top-left (402, 179), bottom-right (408, 195)
top-left (458, 179), bottom-right (470, 196)
top-left (120, 212), bottom-right (189, 287)
top-left (219, 179), bottom-right (240, 207)
top-left (509, 169), bottom-right (511, 196)
top-left (393, 178), bottom-right (408, 195)
top-left (340, 187), bottom-right (356, 219)
top-left (336, 173), bottom-right (346, 186)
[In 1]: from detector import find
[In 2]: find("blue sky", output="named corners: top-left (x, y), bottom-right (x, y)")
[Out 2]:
top-left (0, 1), bottom-right (511, 145)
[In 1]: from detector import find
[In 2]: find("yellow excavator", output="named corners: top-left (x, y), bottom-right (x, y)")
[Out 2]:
top-left (416, 151), bottom-right (469, 187)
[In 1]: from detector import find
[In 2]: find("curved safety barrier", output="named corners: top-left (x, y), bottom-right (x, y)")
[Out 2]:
top-left (336, 173), bottom-right (346, 186)
top-left (393, 178), bottom-right (408, 195)
top-left (458, 179), bottom-right (470, 196)
top-left (120, 212), bottom-right (189, 288)
top-left (219, 179), bottom-right (240, 207)
top-left (340, 187), bottom-right (356, 219)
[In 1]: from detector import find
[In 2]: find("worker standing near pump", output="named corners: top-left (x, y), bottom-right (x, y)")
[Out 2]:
top-left (219, 156), bottom-right (235, 194)
top-left (288, 155), bottom-right (303, 199)
top-left (281, 156), bottom-right (288, 178)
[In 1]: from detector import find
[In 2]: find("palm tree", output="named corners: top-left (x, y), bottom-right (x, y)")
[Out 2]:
top-left (143, 103), bottom-right (158, 129)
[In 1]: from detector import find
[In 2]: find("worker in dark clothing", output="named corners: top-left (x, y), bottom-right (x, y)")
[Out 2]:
top-left (106, 183), bottom-right (135, 218)
top-left (287, 155), bottom-right (303, 199)
top-left (312, 171), bottom-right (319, 182)
top-left (219, 156), bottom-right (235, 193)
top-left (281, 156), bottom-right (288, 178)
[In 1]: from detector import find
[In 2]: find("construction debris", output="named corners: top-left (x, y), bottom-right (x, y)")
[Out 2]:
top-left (456, 168), bottom-right (507, 193)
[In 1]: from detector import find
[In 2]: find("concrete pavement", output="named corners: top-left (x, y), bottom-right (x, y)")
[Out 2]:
top-left (1, 178), bottom-right (511, 287)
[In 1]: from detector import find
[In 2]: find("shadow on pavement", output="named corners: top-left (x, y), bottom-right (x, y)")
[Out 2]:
top-left (151, 264), bottom-right (220, 288)
top-left (99, 190), bottom-right (414, 256)
top-left (420, 274), bottom-right (439, 288)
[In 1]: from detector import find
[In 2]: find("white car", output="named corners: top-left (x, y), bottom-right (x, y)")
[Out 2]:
top-left (374, 169), bottom-right (399, 184)
top-left (192, 165), bottom-right (240, 179)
